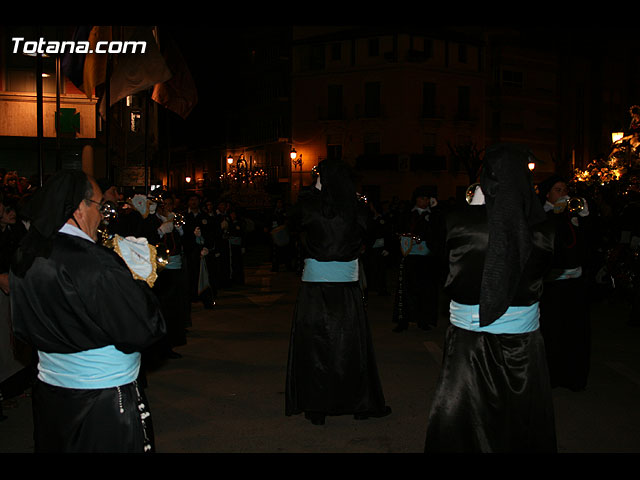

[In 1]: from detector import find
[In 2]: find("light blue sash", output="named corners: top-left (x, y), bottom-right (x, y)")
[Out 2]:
top-left (400, 235), bottom-right (430, 256)
top-left (302, 258), bottom-right (359, 282)
top-left (38, 345), bottom-right (141, 389)
top-left (449, 300), bottom-right (540, 334)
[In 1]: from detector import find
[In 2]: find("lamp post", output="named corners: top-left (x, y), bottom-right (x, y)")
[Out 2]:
top-left (290, 147), bottom-right (303, 200)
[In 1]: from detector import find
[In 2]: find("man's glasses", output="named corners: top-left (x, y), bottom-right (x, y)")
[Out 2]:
top-left (86, 199), bottom-right (103, 208)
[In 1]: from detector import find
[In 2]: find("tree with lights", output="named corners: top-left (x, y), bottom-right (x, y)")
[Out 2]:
top-left (572, 105), bottom-right (640, 196)
top-left (570, 106), bottom-right (640, 311)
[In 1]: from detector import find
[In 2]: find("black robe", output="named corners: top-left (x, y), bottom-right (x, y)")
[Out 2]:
top-left (10, 232), bottom-right (165, 452)
top-left (392, 205), bottom-right (444, 329)
top-left (285, 189), bottom-right (388, 418)
top-left (424, 204), bottom-right (557, 453)
top-left (540, 207), bottom-right (591, 391)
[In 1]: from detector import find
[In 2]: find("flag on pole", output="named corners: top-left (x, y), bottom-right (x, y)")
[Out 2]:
top-left (98, 26), bottom-right (172, 118)
top-left (152, 35), bottom-right (198, 119)
top-left (82, 26), bottom-right (112, 99)
top-left (61, 25), bottom-right (93, 90)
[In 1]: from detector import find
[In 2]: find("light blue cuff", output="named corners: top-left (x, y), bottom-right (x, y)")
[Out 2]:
top-left (165, 254), bottom-right (182, 270)
top-left (449, 300), bottom-right (540, 334)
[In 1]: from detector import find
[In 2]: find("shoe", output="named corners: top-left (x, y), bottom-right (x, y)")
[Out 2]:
top-left (304, 411), bottom-right (326, 425)
top-left (392, 325), bottom-right (407, 333)
top-left (354, 406), bottom-right (392, 420)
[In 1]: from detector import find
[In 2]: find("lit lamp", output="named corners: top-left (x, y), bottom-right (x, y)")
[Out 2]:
top-left (612, 132), bottom-right (624, 144)
top-left (290, 147), bottom-right (302, 169)
top-left (185, 176), bottom-right (192, 183)
top-left (227, 155), bottom-right (234, 165)
top-left (528, 161), bottom-right (536, 171)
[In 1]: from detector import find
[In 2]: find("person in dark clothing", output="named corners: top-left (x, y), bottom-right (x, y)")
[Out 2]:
top-left (285, 159), bottom-right (391, 426)
top-left (392, 186), bottom-right (444, 332)
top-left (538, 175), bottom-right (592, 391)
top-left (97, 179), bottom-right (156, 241)
top-left (0, 198), bottom-right (32, 421)
top-left (146, 196), bottom-right (190, 359)
top-left (10, 170), bottom-right (165, 453)
top-left (213, 201), bottom-right (232, 289)
top-left (182, 193), bottom-right (214, 309)
top-left (364, 199), bottom-right (392, 296)
top-left (424, 143), bottom-right (557, 453)
top-left (228, 208), bottom-right (245, 285)
top-left (268, 199), bottom-right (293, 272)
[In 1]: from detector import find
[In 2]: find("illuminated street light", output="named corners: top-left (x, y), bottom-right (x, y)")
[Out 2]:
top-left (227, 155), bottom-right (234, 165)
top-left (185, 176), bottom-right (192, 183)
top-left (290, 147), bottom-right (297, 160)
top-left (612, 132), bottom-right (624, 143)
top-left (528, 161), bottom-right (536, 171)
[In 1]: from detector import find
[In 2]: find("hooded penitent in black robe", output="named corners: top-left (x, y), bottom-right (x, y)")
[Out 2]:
top-left (10, 170), bottom-right (165, 453)
top-left (424, 144), bottom-right (557, 453)
top-left (285, 160), bottom-right (389, 424)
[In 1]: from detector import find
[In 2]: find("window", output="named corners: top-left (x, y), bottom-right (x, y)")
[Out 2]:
top-left (364, 82), bottom-right (381, 118)
top-left (368, 38), bottom-right (379, 57)
top-left (458, 44), bottom-right (467, 63)
top-left (330, 43), bottom-right (341, 61)
top-left (327, 85), bottom-right (343, 120)
top-left (457, 86), bottom-right (470, 119)
top-left (422, 82), bottom-right (436, 117)
top-left (307, 44), bottom-right (325, 71)
top-left (327, 144), bottom-right (342, 161)
top-left (423, 133), bottom-right (436, 156)
top-left (364, 133), bottom-right (380, 155)
top-left (502, 69), bottom-right (523, 88)
top-left (424, 38), bottom-right (433, 58)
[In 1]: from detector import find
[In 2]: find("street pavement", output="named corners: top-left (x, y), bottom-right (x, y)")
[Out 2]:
top-left (2, 248), bottom-right (640, 454)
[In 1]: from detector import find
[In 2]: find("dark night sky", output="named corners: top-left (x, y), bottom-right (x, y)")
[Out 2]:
top-left (149, 24), bottom-right (640, 152)
top-left (156, 25), bottom-right (248, 150)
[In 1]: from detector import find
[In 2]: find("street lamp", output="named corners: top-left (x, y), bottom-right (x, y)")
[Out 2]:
top-left (227, 154), bottom-right (234, 165)
top-left (290, 147), bottom-right (302, 169)
top-left (612, 132), bottom-right (625, 144)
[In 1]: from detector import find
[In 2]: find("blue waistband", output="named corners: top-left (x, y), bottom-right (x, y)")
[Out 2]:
top-left (400, 236), bottom-right (430, 256)
top-left (301, 258), bottom-right (359, 282)
top-left (449, 300), bottom-right (540, 334)
top-left (38, 345), bottom-right (141, 389)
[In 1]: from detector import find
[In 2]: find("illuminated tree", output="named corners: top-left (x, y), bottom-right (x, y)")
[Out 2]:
top-left (572, 105), bottom-right (640, 195)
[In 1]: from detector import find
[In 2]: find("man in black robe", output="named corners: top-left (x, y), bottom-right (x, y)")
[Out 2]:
top-left (183, 193), bottom-right (215, 308)
top-left (538, 175), bottom-right (591, 391)
top-left (9, 170), bottom-right (165, 453)
top-left (392, 186), bottom-right (444, 332)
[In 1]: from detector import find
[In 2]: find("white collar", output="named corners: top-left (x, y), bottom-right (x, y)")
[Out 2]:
top-left (59, 222), bottom-right (95, 243)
